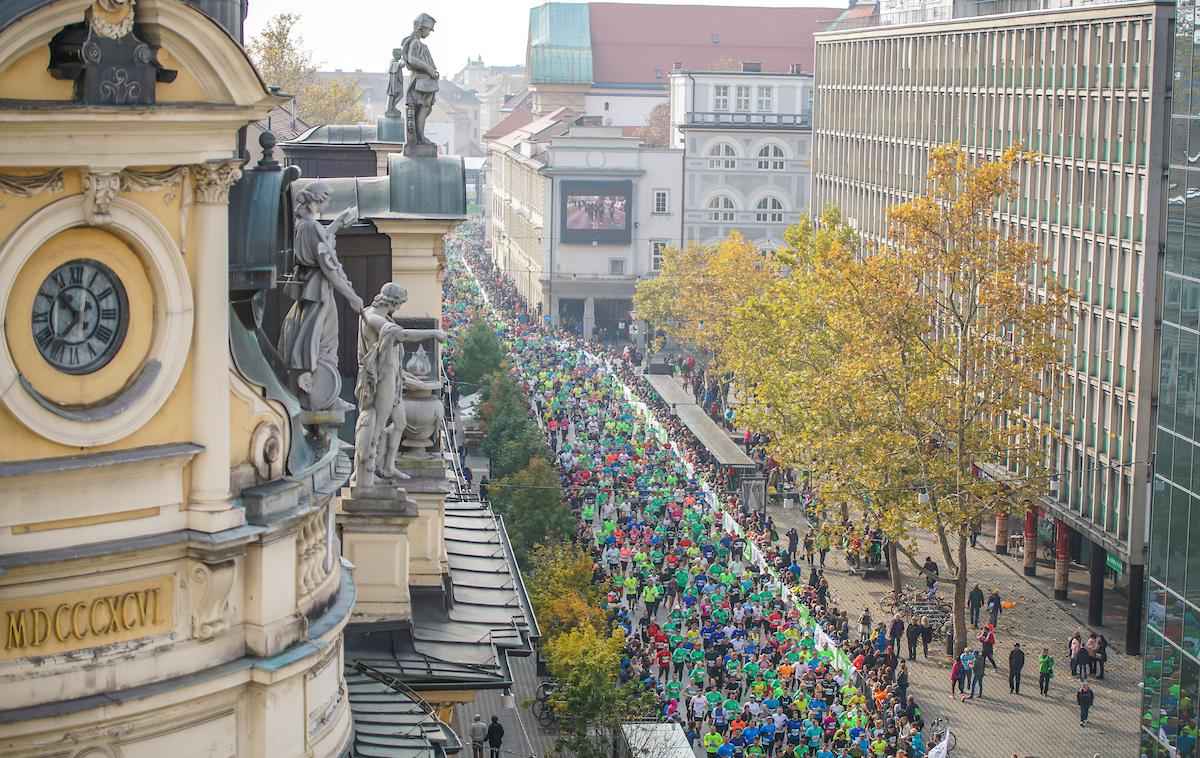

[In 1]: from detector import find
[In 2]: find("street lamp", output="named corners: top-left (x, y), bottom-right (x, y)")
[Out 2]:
top-left (917, 487), bottom-right (930, 505)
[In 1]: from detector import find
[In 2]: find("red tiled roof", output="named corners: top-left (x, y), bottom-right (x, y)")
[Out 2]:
top-left (587, 3), bottom-right (844, 83)
top-left (484, 100), bottom-right (535, 140)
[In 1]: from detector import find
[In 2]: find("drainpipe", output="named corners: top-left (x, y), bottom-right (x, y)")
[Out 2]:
top-left (681, 72), bottom-right (697, 247)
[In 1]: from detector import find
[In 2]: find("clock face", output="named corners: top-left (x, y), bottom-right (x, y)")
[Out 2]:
top-left (31, 258), bottom-right (129, 375)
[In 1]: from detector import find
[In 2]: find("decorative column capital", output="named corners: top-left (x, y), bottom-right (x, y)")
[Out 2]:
top-left (82, 171), bottom-right (120, 225)
top-left (193, 161), bottom-right (243, 204)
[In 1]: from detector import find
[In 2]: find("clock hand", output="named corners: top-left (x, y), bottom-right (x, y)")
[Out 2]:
top-left (55, 293), bottom-right (80, 335)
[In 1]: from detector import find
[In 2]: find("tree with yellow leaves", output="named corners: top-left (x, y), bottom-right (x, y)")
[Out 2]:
top-left (526, 542), bottom-right (605, 639)
top-left (543, 626), bottom-right (655, 758)
top-left (633, 231), bottom-right (778, 369)
top-left (727, 145), bottom-right (1070, 653)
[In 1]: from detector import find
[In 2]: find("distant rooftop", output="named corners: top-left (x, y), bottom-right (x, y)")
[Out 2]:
top-left (822, 0), bottom-right (1132, 31)
top-left (526, 2), bottom-right (842, 87)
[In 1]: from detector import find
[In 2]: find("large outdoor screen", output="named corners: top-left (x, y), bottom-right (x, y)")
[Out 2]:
top-left (559, 180), bottom-right (633, 245)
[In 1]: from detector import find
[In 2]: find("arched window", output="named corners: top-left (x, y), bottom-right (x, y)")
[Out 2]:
top-left (755, 196), bottom-right (785, 223)
top-left (707, 195), bottom-right (736, 222)
top-left (757, 144), bottom-right (785, 171)
top-left (707, 142), bottom-right (737, 170)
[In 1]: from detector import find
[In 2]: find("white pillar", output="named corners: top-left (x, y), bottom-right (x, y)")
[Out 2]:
top-left (188, 161), bottom-right (243, 532)
top-left (583, 296), bottom-right (595, 339)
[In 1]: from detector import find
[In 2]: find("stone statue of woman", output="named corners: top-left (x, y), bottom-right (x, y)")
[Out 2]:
top-left (278, 181), bottom-right (364, 413)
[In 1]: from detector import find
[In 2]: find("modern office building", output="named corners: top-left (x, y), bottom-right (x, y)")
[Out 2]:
top-left (1141, 0), bottom-right (1200, 753)
top-left (813, 0), bottom-right (1173, 651)
top-left (486, 111), bottom-right (683, 337)
top-left (669, 66), bottom-right (814, 247)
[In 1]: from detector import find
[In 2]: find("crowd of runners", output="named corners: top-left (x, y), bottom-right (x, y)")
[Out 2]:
top-left (441, 230), bottom-right (938, 758)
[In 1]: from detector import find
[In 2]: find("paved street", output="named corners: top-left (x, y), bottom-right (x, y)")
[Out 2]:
top-left (767, 500), bottom-right (1141, 758)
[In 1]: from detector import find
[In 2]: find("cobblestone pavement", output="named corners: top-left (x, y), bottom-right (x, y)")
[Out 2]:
top-left (767, 502), bottom-right (1140, 758)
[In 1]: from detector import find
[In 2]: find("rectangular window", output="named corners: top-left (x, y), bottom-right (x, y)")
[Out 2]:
top-left (653, 189), bottom-right (670, 214)
top-left (714, 85), bottom-right (729, 111)
top-left (651, 241), bottom-right (668, 271)
top-left (735, 85), bottom-right (751, 112)
top-left (756, 85), bottom-right (773, 112)
top-left (609, 258), bottom-right (626, 275)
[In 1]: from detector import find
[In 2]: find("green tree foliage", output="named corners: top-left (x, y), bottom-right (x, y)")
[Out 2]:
top-left (491, 459), bottom-right (574, 564)
top-left (526, 542), bottom-right (606, 639)
top-left (247, 13), bottom-right (365, 126)
top-left (453, 318), bottom-right (507, 392)
top-left (544, 626), bottom-right (656, 758)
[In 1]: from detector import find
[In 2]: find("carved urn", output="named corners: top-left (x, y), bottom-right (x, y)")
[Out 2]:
top-left (401, 345), bottom-right (442, 454)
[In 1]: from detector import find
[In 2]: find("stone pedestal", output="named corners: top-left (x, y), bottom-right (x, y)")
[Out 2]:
top-left (339, 485), bottom-right (418, 622)
top-left (376, 115), bottom-right (406, 143)
top-left (391, 454), bottom-right (452, 587)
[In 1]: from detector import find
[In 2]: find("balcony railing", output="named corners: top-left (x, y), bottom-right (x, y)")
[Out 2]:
top-left (683, 112), bottom-right (812, 129)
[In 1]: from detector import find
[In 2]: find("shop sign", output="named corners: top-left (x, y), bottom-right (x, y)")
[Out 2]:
top-left (1, 575), bottom-right (173, 660)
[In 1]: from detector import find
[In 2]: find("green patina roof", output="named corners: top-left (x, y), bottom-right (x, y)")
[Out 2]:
top-left (290, 123), bottom-right (380, 145)
top-left (527, 3), bottom-right (593, 84)
top-left (291, 154), bottom-right (466, 220)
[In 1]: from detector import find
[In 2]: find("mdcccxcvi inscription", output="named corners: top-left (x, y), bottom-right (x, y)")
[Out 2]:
top-left (0, 575), bottom-right (174, 660)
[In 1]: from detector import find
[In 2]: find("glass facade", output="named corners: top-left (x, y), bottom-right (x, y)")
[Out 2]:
top-left (1143, 1), bottom-right (1200, 755)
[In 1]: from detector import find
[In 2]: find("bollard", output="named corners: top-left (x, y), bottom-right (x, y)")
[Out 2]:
top-left (946, 627), bottom-right (955, 656)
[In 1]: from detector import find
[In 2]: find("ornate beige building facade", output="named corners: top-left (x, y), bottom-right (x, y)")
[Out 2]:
top-left (0, 0), bottom-right (357, 754)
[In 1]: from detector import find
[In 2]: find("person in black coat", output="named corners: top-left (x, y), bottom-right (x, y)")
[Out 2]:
top-left (1008, 642), bottom-right (1026, 694)
top-left (486, 715), bottom-right (504, 758)
top-left (1077, 684), bottom-right (1094, 726)
top-left (906, 618), bottom-right (922, 661)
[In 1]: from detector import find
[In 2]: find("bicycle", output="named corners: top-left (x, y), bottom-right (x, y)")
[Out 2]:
top-left (531, 679), bottom-right (559, 728)
top-left (924, 715), bottom-right (957, 752)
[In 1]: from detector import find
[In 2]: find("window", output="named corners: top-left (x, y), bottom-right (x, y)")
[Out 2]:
top-left (755, 196), bottom-right (784, 223)
top-left (735, 85), bottom-right (751, 111)
top-left (651, 241), bottom-right (669, 271)
top-left (653, 189), bottom-right (670, 214)
top-left (757, 85), bottom-right (774, 112)
top-left (707, 195), bottom-right (736, 222)
top-left (757, 144), bottom-right (785, 170)
top-left (609, 258), bottom-right (627, 275)
top-left (714, 85), bottom-right (729, 111)
top-left (708, 143), bottom-right (737, 169)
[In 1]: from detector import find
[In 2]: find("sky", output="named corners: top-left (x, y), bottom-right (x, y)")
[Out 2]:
top-left (243, 0), bottom-right (846, 75)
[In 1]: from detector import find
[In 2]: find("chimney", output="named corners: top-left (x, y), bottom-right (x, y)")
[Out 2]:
top-left (741, 61), bottom-right (762, 73)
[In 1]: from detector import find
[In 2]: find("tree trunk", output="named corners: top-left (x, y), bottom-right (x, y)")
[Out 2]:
top-left (889, 540), bottom-right (903, 596)
top-left (952, 531), bottom-right (969, 656)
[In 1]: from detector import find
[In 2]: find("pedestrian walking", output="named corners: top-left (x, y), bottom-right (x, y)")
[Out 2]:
top-left (987, 588), bottom-right (1003, 627)
top-left (1077, 683), bottom-right (1095, 726)
top-left (906, 617), bottom-right (921, 661)
top-left (1008, 642), bottom-right (1025, 694)
top-left (968, 584), bottom-right (985, 628)
top-left (1039, 648), bottom-right (1055, 696)
top-left (950, 658), bottom-right (966, 696)
top-left (786, 527), bottom-right (799, 562)
top-left (978, 623), bottom-right (997, 668)
top-left (920, 615), bottom-right (934, 658)
top-left (968, 647), bottom-right (987, 699)
top-left (469, 714), bottom-right (487, 758)
top-left (485, 715), bottom-right (504, 758)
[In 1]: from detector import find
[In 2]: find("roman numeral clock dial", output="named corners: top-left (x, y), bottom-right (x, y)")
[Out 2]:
top-left (31, 259), bottom-right (129, 375)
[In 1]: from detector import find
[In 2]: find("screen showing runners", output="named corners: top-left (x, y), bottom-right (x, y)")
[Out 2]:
top-left (559, 180), bottom-right (633, 244)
